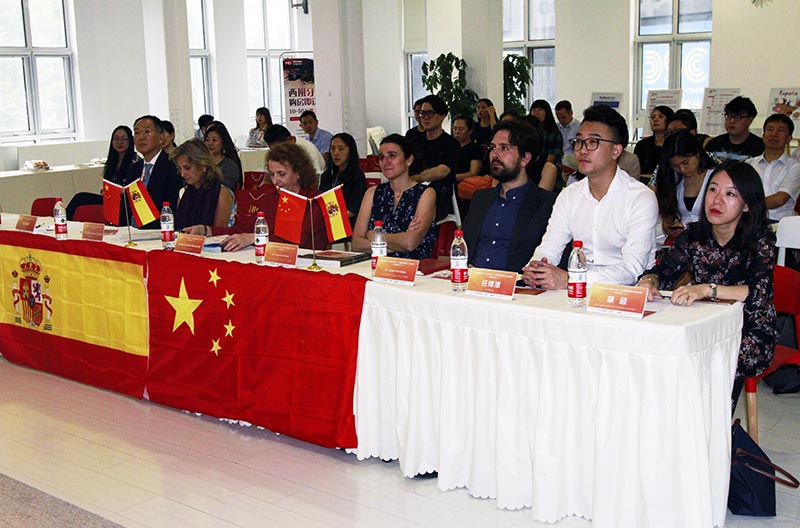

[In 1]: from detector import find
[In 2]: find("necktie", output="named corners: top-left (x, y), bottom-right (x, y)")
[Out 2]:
top-left (143, 162), bottom-right (154, 188)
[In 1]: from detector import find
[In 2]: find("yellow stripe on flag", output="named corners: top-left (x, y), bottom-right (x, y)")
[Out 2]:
top-left (126, 180), bottom-right (159, 226)
top-left (315, 186), bottom-right (352, 242)
top-left (0, 246), bottom-right (148, 357)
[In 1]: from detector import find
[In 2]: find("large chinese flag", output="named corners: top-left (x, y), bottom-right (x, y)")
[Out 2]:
top-left (102, 181), bottom-right (123, 224)
top-left (0, 231), bottom-right (148, 397)
top-left (314, 185), bottom-right (352, 242)
top-left (274, 188), bottom-right (308, 244)
top-left (125, 180), bottom-right (159, 227)
top-left (145, 251), bottom-right (368, 448)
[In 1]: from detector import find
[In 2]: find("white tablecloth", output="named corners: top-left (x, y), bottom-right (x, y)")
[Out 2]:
top-left (353, 279), bottom-right (742, 527)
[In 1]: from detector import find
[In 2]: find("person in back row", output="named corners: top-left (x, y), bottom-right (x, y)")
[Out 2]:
top-left (300, 110), bottom-right (333, 166)
top-left (634, 105), bottom-right (675, 180)
top-left (705, 96), bottom-right (764, 161)
top-left (746, 113), bottom-right (800, 221)
top-left (522, 105), bottom-right (658, 289)
top-left (264, 124), bottom-right (327, 177)
top-left (319, 132), bottom-right (368, 219)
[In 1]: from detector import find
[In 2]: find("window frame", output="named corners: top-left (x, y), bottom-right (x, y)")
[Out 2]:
top-left (0, 0), bottom-right (77, 144)
top-left (187, 0), bottom-right (213, 118)
top-left (405, 51), bottom-right (429, 131)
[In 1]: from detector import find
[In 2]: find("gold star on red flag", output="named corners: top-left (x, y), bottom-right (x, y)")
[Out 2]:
top-left (165, 278), bottom-right (203, 334)
top-left (208, 268), bottom-right (221, 287)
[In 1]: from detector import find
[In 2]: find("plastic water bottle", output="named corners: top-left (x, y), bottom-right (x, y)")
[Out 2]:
top-left (567, 240), bottom-right (587, 308)
top-left (450, 229), bottom-right (468, 292)
top-left (160, 202), bottom-right (175, 250)
top-left (53, 197), bottom-right (67, 240)
top-left (371, 220), bottom-right (387, 276)
top-left (254, 211), bottom-right (269, 264)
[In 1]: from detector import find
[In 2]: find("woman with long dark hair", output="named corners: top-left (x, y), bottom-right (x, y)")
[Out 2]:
top-left (529, 99), bottom-right (563, 165)
top-left (247, 107), bottom-right (273, 147)
top-left (635, 105), bottom-right (675, 179)
top-left (637, 160), bottom-right (777, 409)
top-left (204, 122), bottom-right (243, 191)
top-left (471, 98), bottom-right (498, 147)
top-left (319, 132), bottom-right (367, 219)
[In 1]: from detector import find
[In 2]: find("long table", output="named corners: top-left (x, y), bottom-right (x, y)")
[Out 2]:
top-left (0, 165), bottom-right (104, 215)
top-left (0, 220), bottom-right (741, 527)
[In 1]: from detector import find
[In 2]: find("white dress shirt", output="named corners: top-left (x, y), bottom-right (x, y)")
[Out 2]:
top-left (558, 118), bottom-right (581, 154)
top-left (746, 153), bottom-right (800, 221)
top-left (531, 167), bottom-right (659, 286)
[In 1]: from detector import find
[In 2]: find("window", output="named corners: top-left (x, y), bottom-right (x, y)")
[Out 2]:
top-left (0, 0), bottom-right (76, 143)
top-left (405, 52), bottom-right (429, 130)
top-left (636, 0), bottom-right (712, 112)
top-left (502, 0), bottom-right (556, 110)
top-left (187, 0), bottom-right (212, 118)
top-left (244, 0), bottom-right (293, 126)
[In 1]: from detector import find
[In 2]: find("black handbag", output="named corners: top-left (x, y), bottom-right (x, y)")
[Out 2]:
top-left (728, 419), bottom-right (799, 516)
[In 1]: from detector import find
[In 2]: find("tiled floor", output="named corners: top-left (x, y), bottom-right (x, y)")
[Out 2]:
top-left (0, 356), bottom-right (797, 527)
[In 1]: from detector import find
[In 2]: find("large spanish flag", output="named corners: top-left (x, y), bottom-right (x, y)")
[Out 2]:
top-left (0, 231), bottom-right (148, 397)
top-left (126, 179), bottom-right (159, 227)
top-left (314, 185), bottom-right (352, 242)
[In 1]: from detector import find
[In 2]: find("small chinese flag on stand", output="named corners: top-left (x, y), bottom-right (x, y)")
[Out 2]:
top-left (314, 185), bottom-right (352, 242)
top-left (102, 181), bottom-right (124, 224)
top-left (125, 179), bottom-right (159, 227)
top-left (274, 188), bottom-right (308, 244)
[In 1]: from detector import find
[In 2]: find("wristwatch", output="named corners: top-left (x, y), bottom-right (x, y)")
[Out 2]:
top-left (709, 283), bottom-right (717, 301)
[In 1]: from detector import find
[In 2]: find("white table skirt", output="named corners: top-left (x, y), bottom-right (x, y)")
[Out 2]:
top-left (354, 279), bottom-right (742, 528)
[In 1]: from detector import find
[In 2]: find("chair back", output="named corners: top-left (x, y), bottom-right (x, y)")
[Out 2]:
top-left (359, 156), bottom-right (381, 173)
top-left (775, 216), bottom-right (800, 266)
top-left (234, 187), bottom-right (272, 229)
top-left (774, 265), bottom-right (800, 350)
top-left (31, 197), bottom-right (58, 217)
top-left (243, 171), bottom-right (269, 189)
top-left (73, 205), bottom-right (106, 224)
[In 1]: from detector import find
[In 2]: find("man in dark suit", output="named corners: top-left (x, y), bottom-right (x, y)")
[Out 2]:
top-left (463, 120), bottom-right (555, 273)
top-left (120, 115), bottom-right (182, 228)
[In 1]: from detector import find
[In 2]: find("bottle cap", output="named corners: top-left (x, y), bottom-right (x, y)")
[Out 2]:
top-left (573, 240), bottom-right (583, 248)
top-left (162, 201), bottom-right (169, 207)
top-left (257, 211), bottom-right (265, 217)
top-left (454, 229), bottom-right (464, 237)
top-left (374, 220), bottom-right (383, 227)
top-left (56, 197), bottom-right (62, 202)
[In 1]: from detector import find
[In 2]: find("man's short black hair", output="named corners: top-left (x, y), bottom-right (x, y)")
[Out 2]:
top-left (764, 113), bottom-right (794, 135)
top-left (668, 109), bottom-right (698, 131)
top-left (555, 100), bottom-right (572, 112)
top-left (421, 94), bottom-right (448, 116)
top-left (197, 114), bottom-right (214, 128)
top-left (582, 105), bottom-right (628, 146)
top-left (263, 124), bottom-right (293, 144)
top-left (413, 98), bottom-right (425, 109)
top-left (134, 115), bottom-right (164, 133)
top-left (300, 110), bottom-right (317, 121)
top-left (491, 119), bottom-right (541, 160)
top-left (725, 96), bottom-right (758, 118)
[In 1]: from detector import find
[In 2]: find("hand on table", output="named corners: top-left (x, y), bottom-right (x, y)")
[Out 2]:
top-left (220, 233), bottom-right (254, 252)
top-left (670, 284), bottom-right (708, 306)
top-left (521, 257), bottom-right (568, 290)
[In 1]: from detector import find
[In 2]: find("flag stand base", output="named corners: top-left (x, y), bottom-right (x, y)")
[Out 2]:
top-left (124, 241), bottom-right (138, 248)
top-left (306, 260), bottom-right (322, 271)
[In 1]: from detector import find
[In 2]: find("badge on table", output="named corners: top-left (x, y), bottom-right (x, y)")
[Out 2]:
top-left (373, 257), bottom-right (419, 286)
top-left (466, 268), bottom-right (517, 300)
top-left (174, 233), bottom-right (205, 254)
top-left (263, 242), bottom-right (298, 268)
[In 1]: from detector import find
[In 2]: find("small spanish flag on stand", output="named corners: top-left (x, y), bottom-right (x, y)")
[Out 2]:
top-left (314, 185), bottom-right (352, 242)
top-left (125, 179), bottom-right (159, 227)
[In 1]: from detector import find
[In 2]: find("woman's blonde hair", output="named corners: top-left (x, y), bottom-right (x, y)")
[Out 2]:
top-left (170, 138), bottom-right (222, 187)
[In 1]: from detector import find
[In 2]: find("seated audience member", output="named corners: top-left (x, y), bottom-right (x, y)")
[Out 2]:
top-left (67, 125), bottom-right (140, 219)
top-left (121, 115), bottom-right (183, 228)
top-left (409, 94), bottom-right (460, 221)
top-left (247, 107), bottom-right (273, 147)
top-left (264, 124), bottom-right (327, 176)
top-left (161, 120), bottom-right (177, 155)
top-left (636, 161), bottom-right (777, 410)
top-left (634, 105), bottom-right (675, 181)
top-left (171, 139), bottom-right (233, 231)
top-left (522, 105), bottom-right (658, 289)
top-left (195, 114), bottom-right (214, 139)
top-left (319, 132), bottom-right (368, 219)
top-left (654, 130), bottom-right (717, 239)
top-left (405, 98), bottom-right (426, 141)
top-left (746, 113), bottom-right (800, 222)
top-left (555, 99), bottom-right (581, 162)
top-left (471, 98), bottom-right (498, 148)
top-left (352, 134), bottom-right (437, 260)
top-left (666, 109), bottom-right (710, 146)
top-left (520, 115), bottom-right (559, 191)
top-left (705, 96), bottom-right (765, 161)
top-left (206, 143), bottom-right (329, 250)
top-left (498, 110), bottom-right (520, 122)
top-left (463, 120), bottom-right (555, 273)
top-left (300, 110), bottom-right (333, 164)
top-left (204, 123), bottom-right (243, 191)
top-left (529, 99), bottom-right (564, 165)
top-left (453, 115), bottom-right (490, 216)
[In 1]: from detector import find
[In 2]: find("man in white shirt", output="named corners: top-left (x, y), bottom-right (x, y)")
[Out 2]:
top-left (555, 100), bottom-right (580, 156)
top-left (746, 113), bottom-right (800, 221)
top-left (522, 105), bottom-right (658, 289)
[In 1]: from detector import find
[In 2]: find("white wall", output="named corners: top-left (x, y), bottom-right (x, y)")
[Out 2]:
top-left (363, 0), bottom-right (406, 135)
top-left (208, 0), bottom-right (250, 137)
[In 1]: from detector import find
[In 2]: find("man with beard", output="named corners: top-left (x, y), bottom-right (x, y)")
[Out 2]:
top-left (522, 105), bottom-right (658, 289)
top-left (462, 120), bottom-right (555, 272)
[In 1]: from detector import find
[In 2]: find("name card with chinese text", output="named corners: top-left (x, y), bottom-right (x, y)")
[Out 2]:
top-left (466, 268), bottom-right (517, 300)
top-left (587, 283), bottom-right (648, 318)
top-left (15, 215), bottom-right (37, 232)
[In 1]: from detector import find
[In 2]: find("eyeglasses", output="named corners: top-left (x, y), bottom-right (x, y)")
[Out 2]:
top-left (569, 137), bottom-right (616, 151)
top-left (724, 113), bottom-right (750, 121)
top-left (418, 110), bottom-right (437, 118)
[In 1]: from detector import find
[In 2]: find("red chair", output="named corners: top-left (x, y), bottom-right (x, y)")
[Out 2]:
top-left (31, 197), bottom-right (58, 217)
top-left (432, 220), bottom-right (456, 258)
top-left (359, 156), bottom-right (380, 173)
top-left (243, 171), bottom-right (269, 189)
top-left (73, 204), bottom-right (106, 224)
top-left (745, 265), bottom-right (800, 442)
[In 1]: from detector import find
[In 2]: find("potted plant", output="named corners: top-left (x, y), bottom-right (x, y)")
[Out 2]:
top-left (421, 52), bottom-right (479, 120)
top-left (503, 54), bottom-right (532, 116)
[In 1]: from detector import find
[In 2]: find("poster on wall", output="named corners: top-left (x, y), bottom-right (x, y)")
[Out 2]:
top-left (700, 88), bottom-right (740, 137)
top-left (643, 89), bottom-right (682, 136)
top-left (768, 87), bottom-right (800, 129)
top-left (283, 57), bottom-right (315, 138)
top-left (590, 93), bottom-right (623, 109)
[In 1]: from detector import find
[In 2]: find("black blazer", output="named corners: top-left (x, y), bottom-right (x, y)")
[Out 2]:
top-left (463, 183), bottom-right (556, 273)
top-left (120, 150), bottom-right (182, 228)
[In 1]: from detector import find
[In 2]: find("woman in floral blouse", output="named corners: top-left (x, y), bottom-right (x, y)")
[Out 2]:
top-left (636, 160), bottom-right (777, 409)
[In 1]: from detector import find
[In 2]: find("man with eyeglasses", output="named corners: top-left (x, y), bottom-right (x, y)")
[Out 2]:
top-left (522, 105), bottom-right (658, 290)
top-left (705, 96), bottom-right (764, 161)
top-left (462, 120), bottom-right (555, 273)
top-left (409, 94), bottom-right (460, 221)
